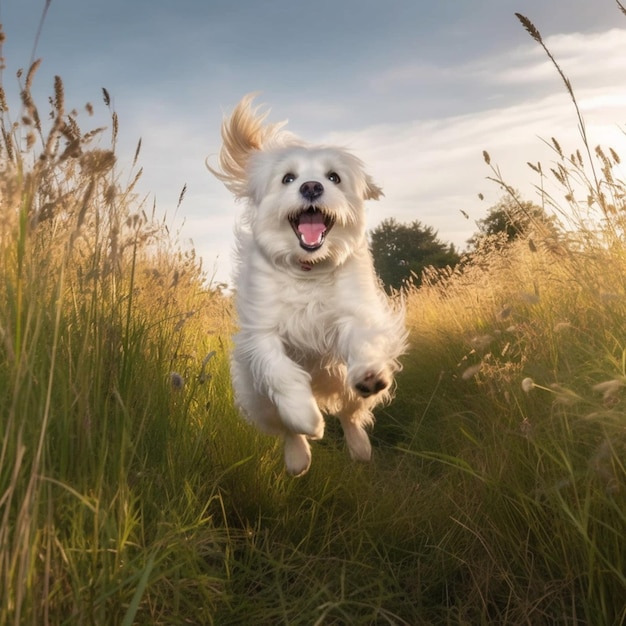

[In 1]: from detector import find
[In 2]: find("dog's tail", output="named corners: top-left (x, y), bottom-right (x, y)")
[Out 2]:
top-left (207, 93), bottom-right (293, 198)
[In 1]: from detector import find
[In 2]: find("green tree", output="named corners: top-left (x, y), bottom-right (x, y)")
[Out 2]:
top-left (469, 193), bottom-right (555, 247)
top-left (370, 218), bottom-right (460, 291)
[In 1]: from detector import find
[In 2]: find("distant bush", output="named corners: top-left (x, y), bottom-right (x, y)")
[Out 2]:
top-left (370, 217), bottom-right (460, 291)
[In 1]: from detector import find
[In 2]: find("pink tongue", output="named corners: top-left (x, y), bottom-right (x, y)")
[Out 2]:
top-left (298, 212), bottom-right (326, 246)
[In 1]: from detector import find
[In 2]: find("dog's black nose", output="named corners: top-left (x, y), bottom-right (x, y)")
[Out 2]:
top-left (299, 181), bottom-right (324, 201)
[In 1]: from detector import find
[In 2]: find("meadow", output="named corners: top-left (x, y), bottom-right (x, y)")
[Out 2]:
top-left (1, 14), bottom-right (625, 626)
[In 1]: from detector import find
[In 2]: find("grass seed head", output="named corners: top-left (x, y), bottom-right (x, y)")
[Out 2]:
top-left (461, 363), bottom-right (482, 380)
top-left (592, 379), bottom-right (623, 402)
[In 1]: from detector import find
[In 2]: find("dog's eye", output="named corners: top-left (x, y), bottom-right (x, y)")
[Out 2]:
top-left (327, 172), bottom-right (341, 184)
top-left (282, 173), bottom-right (296, 184)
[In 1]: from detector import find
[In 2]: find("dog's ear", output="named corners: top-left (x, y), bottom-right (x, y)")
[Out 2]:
top-left (364, 175), bottom-right (384, 201)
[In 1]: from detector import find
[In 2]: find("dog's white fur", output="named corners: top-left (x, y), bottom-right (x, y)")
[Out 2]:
top-left (209, 94), bottom-right (407, 476)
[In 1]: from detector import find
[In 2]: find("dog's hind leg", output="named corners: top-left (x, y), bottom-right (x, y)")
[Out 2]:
top-left (337, 402), bottom-right (373, 462)
top-left (283, 432), bottom-right (312, 476)
top-left (310, 365), bottom-right (372, 462)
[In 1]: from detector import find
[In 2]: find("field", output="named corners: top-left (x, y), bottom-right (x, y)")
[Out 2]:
top-left (1, 17), bottom-right (626, 626)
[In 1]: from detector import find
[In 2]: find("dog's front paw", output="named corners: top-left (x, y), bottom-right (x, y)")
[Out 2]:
top-left (276, 394), bottom-right (325, 439)
top-left (353, 369), bottom-right (390, 398)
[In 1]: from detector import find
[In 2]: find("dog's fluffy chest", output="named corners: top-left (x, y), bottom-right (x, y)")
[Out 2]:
top-left (272, 274), bottom-right (344, 355)
top-left (278, 293), bottom-right (340, 355)
top-left (237, 263), bottom-right (344, 357)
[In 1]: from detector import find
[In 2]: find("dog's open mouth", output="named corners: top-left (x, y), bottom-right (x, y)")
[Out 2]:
top-left (289, 207), bottom-right (335, 251)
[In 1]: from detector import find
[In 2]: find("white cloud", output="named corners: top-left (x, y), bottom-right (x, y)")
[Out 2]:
top-left (127, 26), bottom-right (626, 286)
top-left (489, 28), bottom-right (626, 87)
top-left (319, 27), bottom-right (626, 252)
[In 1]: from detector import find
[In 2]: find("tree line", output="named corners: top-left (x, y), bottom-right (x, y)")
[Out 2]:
top-left (370, 194), bottom-right (553, 291)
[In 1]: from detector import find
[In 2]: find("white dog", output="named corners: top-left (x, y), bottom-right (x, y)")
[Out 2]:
top-left (209, 95), bottom-right (407, 476)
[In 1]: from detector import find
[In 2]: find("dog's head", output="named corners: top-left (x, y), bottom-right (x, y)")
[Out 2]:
top-left (209, 95), bottom-right (382, 271)
top-left (248, 144), bottom-right (382, 269)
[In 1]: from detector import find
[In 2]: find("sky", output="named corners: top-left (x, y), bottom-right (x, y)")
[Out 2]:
top-left (1, 0), bottom-right (626, 287)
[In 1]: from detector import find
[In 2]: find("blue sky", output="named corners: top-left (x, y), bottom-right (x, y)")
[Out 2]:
top-left (1, 0), bottom-right (626, 286)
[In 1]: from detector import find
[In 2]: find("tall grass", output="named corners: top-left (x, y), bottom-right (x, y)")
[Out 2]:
top-left (0, 23), bottom-right (229, 624)
top-left (397, 14), bottom-right (626, 623)
top-left (1, 9), bottom-right (625, 626)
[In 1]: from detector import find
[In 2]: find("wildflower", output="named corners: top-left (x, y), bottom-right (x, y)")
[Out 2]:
top-left (521, 377), bottom-right (535, 393)
top-left (169, 372), bottom-right (185, 390)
